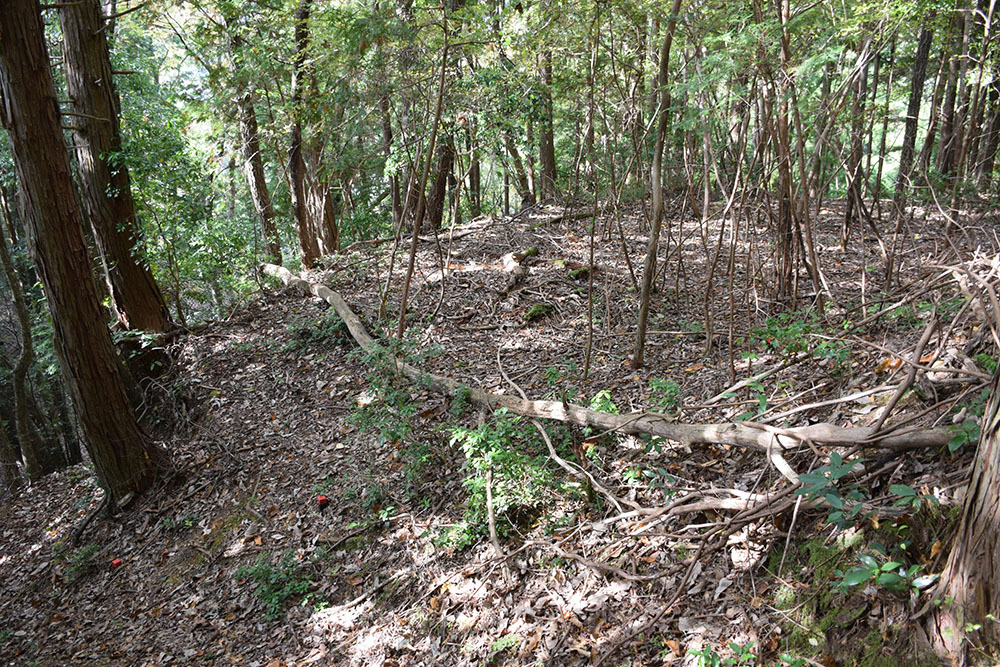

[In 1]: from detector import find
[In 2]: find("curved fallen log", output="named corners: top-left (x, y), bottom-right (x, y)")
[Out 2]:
top-left (261, 263), bottom-right (954, 453)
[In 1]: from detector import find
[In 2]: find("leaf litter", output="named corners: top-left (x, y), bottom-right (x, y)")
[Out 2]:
top-left (1, 200), bottom-right (997, 665)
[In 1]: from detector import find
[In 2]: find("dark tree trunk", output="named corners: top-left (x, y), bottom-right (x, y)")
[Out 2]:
top-left (425, 137), bottom-right (455, 230)
top-left (43, 372), bottom-right (82, 465)
top-left (305, 174), bottom-right (339, 255)
top-left (0, 0), bottom-right (165, 504)
top-left (468, 130), bottom-right (481, 217)
top-left (928, 367), bottom-right (1000, 661)
top-left (895, 25), bottom-right (933, 209)
top-left (919, 38), bottom-right (950, 175)
top-left (379, 94), bottom-right (402, 228)
top-left (289, 0), bottom-right (319, 268)
top-left (0, 421), bottom-right (22, 497)
top-left (0, 206), bottom-right (65, 477)
top-left (843, 44), bottom-right (869, 249)
top-left (238, 93), bottom-right (283, 264)
top-left (538, 51), bottom-right (558, 200)
top-left (222, 11), bottom-right (283, 265)
top-left (59, 0), bottom-right (171, 332)
top-left (977, 73), bottom-right (1000, 186)
top-left (503, 133), bottom-right (534, 208)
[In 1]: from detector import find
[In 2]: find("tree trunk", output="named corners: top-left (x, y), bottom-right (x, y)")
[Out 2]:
top-left (59, 0), bottom-right (171, 332)
top-left (874, 38), bottom-right (896, 218)
top-left (0, 421), bottom-right (22, 497)
top-left (0, 0), bottom-right (165, 505)
top-left (843, 42), bottom-right (869, 250)
top-left (928, 367), bottom-right (1000, 662)
top-left (503, 133), bottom-right (534, 208)
top-left (222, 11), bottom-right (283, 265)
top-left (894, 26), bottom-right (933, 209)
top-left (976, 73), bottom-right (1000, 186)
top-left (379, 94), bottom-right (402, 228)
top-left (238, 93), bottom-right (283, 264)
top-left (919, 37), bottom-right (950, 176)
top-left (289, 0), bottom-right (319, 268)
top-left (631, 0), bottom-right (683, 369)
top-left (936, 14), bottom-right (963, 178)
top-left (538, 50), bottom-right (558, 200)
top-left (425, 136), bottom-right (455, 230)
top-left (468, 129), bottom-right (481, 217)
top-left (0, 203), bottom-right (65, 477)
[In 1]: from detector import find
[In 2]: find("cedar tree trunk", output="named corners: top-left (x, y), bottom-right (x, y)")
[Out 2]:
top-left (288, 0), bottom-right (320, 268)
top-left (538, 51), bottom-right (558, 200)
top-left (894, 26), bottom-right (933, 210)
top-left (59, 0), bottom-right (171, 332)
top-left (0, 0), bottom-right (165, 504)
top-left (928, 365), bottom-right (1000, 661)
top-left (238, 92), bottom-right (283, 264)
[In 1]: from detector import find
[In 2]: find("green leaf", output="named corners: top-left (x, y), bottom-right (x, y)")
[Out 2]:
top-left (877, 572), bottom-right (904, 586)
top-left (858, 554), bottom-right (878, 569)
top-left (842, 568), bottom-right (873, 586)
top-left (889, 484), bottom-right (916, 497)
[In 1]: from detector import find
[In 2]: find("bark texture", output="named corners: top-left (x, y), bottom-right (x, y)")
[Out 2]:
top-left (0, 0), bottom-right (164, 504)
top-left (928, 368), bottom-right (1000, 662)
top-left (59, 0), bottom-right (171, 332)
top-left (289, 0), bottom-right (320, 268)
top-left (237, 92), bottom-right (283, 264)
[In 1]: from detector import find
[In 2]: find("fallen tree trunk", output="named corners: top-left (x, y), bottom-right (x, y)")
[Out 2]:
top-left (261, 264), bottom-right (954, 453)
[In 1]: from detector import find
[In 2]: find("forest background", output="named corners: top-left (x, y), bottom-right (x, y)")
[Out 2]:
top-left (2, 0), bottom-right (1000, 663)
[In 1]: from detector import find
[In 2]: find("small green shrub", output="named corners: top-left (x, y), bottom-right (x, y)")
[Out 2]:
top-left (588, 389), bottom-right (619, 415)
top-left (689, 641), bottom-right (756, 666)
top-left (450, 409), bottom-right (562, 542)
top-left (648, 377), bottom-right (681, 410)
top-left (832, 545), bottom-right (936, 594)
top-left (796, 453), bottom-right (870, 529)
top-left (890, 484), bottom-right (938, 512)
top-left (54, 543), bottom-right (100, 583)
top-left (974, 353), bottom-right (998, 374)
top-left (284, 311), bottom-right (351, 351)
top-left (236, 552), bottom-right (313, 620)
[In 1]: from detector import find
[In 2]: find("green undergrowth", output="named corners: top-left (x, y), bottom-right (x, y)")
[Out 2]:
top-left (764, 506), bottom-right (951, 666)
top-left (440, 409), bottom-right (582, 550)
top-left (236, 549), bottom-right (331, 620)
top-left (284, 310), bottom-right (353, 351)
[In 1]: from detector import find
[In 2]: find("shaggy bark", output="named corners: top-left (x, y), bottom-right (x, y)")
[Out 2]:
top-left (59, 0), bottom-right (171, 332)
top-left (0, 0), bottom-right (165, 504)
top-left (926, 368), bottom-right (1000, 662)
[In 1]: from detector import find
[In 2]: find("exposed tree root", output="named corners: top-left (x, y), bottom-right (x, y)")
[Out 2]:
top-left (262, 263), bottom-right (955, 455)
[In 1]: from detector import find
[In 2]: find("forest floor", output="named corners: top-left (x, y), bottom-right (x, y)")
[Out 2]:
top-left (2, 197), bottom-right (998, 666)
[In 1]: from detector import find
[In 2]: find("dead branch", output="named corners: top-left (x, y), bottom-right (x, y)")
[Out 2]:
top-left (261, 264), bottom-right (956, 454)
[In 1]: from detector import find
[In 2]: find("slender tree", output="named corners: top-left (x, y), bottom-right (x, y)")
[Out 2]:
top-left (59, 0), bottom-right (172, 332)
top-left (631, 0), bottom-right (683, 369)
top-left (0, 0), bottom-right (165, 504)
top-left (0, 201), bottom-right (64, 476)
top-left (223, 9), bottom-right (284, 265)
top-left (0, 420), bottom-right (23, 497)
top-left (289, 0), bottom-right (320, 268)
top-left (538, 50), bottom-right (558, 200)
